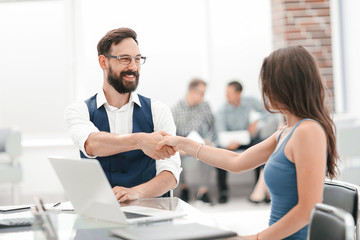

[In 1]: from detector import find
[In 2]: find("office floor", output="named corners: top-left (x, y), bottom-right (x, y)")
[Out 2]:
top-left (189, 197), bottom-right (271, 236)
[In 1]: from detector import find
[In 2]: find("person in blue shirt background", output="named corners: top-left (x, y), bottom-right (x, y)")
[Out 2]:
top-left (157, 45), bottom-right (339, 239)
top-left (215, 80), bottom-right (280, 204)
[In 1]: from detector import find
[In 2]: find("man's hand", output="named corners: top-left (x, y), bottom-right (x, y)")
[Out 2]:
top-left (113, 186), bottom-right (141, 202)
top-left (226, 141), bottom-right (241, 151)
top-left (247, 121), bottom-right (258, 137)
top-left (138, 131), bottom-right (176, 160)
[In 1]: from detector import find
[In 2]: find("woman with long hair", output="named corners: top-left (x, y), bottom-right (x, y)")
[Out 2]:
top-left (157, 46), bottom-right (339, 239)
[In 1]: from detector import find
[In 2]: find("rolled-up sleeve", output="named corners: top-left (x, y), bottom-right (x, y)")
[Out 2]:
top-left (151, 99), bottom-right (182, 185)
top-left (64, 101), bottom-right (99, 158)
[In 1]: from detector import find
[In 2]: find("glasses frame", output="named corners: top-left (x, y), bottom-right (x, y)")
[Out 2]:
top-left (104, 54), bottom-right (146, 65)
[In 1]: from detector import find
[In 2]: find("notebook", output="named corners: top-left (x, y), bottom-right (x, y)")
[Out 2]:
top-left (217, 130), bottom-right (250, 147)
top-left (48, 156), bottom-right (186, 225)
top-left (110, 223), bottom-right (238, 240)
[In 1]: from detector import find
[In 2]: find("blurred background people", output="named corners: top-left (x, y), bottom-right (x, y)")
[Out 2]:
top-left (171, 78), bottom-right (216, 204)
top-left (215, 80), bottom-right (280, 204)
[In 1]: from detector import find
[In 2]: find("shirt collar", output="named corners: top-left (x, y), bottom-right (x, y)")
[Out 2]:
top-left (131, 91), bottom-right (141, 107)
top-left (96, 90), bottom-right (141, 109)
top-left (96, 90), bottom-right (107, 109)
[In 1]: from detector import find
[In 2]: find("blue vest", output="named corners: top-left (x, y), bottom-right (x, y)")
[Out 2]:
top-left (80, 93), bottom-right (156, 188)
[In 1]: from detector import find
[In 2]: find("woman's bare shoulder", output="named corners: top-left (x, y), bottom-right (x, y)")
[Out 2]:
top-left (291, 119), bottom-right (326, 146)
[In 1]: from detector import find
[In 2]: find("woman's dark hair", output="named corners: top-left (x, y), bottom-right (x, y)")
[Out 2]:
top-left (260, 45), bottom-right (338, 179)
top-left (97, 28), bottom-right (138, 56)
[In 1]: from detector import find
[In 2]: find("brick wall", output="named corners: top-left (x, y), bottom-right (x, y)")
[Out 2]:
top-left (271, 0), bottom-right (334, 108)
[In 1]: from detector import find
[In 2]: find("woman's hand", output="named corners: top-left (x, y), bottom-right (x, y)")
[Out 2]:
top-left (156, 135), bottom-right (182, 152)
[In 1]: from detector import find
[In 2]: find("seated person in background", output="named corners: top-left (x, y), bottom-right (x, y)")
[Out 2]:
top-left (246, 113), bottom-right (283, 204)
top-left (64, 27), bottom-right (181, 202)
top-left (215, 80), bottom-right (280, 204)
top-left (171, 78), bottom-right (216, 204)
top-left (157, 46), bottom-right (339, 239)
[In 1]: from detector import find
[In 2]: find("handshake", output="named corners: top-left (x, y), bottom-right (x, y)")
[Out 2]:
top-left (139, 131), bottom-right (181, 160)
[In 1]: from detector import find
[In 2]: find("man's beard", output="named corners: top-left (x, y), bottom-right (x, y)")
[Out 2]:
top-left (107, 66), bottom-right (140, 94)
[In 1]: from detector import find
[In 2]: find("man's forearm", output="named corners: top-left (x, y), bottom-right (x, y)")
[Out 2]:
top-left (133, 171), bottom-right (177, 198)
top-left (85, 132), bottom-right (140, 156)
top-left (85, 131), bottom-right (174, 160)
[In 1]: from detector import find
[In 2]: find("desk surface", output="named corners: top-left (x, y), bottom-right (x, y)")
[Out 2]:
top-left (0, 197), bottom-right (238, 240)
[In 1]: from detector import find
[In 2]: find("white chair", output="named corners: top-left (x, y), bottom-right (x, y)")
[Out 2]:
top-left (333, 113), bottom-right (359, 128)
top-left (336, 123), bottom-right (360, 185)
top-left (0, 128), bottom-right (22, 204)
top-left (307, 203), bottom-right (355, 240)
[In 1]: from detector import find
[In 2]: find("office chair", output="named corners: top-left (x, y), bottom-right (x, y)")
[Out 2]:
top-left (0, 128), bottom-right (22, 204)
top-left (323, 179), bottom-right (360, 239)
top-left (307, 203), bottom-right (355, 240)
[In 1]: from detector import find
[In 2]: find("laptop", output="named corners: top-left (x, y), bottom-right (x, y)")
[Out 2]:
top-left (48, 156), bottom-right (186, 225)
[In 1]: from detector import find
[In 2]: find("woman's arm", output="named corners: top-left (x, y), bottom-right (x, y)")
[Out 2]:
top-left (251, 121), bottom-right (327, 239)
top-left (157, 131), bottom-right (279, 173)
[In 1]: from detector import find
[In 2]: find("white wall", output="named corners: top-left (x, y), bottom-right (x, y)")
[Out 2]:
top-left (340, 0), bottom-right (360, 114)
top-left (207, 0), bottom-right (273, 110)
top-left (73, 0), bottom-right (273, 111)
top-left (0, 0), bottom-right (272, 137)
top-left (0, 1), bottom-right (70, 137)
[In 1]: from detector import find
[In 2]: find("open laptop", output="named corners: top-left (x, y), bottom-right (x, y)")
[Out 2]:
top-left (48, 156), bottom-right (186, 225)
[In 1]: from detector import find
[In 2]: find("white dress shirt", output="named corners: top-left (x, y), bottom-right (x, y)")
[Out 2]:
top-left (64, 90), bottom-right (182, 184)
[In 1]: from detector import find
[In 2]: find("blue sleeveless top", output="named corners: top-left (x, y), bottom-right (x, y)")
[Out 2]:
top-left (263, 119), bottom-right (310, 240)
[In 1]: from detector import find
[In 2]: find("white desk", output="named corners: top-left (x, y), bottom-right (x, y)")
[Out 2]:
top-left (0, 197), bottom-right (239, 240)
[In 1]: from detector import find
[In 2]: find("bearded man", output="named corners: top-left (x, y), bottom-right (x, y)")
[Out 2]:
top-left (64, 28), bottom-right (181, 202)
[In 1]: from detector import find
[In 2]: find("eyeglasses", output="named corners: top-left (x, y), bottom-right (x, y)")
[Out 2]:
top-left (104, 54), bottom-right (146, 65)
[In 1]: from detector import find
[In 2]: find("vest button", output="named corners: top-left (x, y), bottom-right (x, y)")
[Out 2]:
top-left (111, 169), bottom-right (117, 173)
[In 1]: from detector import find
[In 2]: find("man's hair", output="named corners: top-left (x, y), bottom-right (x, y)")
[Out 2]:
top-left (97, 27), bottom-right (138, 56)
top-left (227, 81), bottom-right (243, 92)
top-left (188, 78), bottom-right (207, 91)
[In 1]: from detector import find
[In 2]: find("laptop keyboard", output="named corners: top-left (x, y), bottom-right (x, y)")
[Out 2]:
top-left (123, 211), bottom-right (150, 219)
top-left (0, 217), bottom-right (34, 228)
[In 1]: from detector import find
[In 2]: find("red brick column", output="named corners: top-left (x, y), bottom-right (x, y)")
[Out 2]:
top-left (271, 0), bottom-right (334, 107)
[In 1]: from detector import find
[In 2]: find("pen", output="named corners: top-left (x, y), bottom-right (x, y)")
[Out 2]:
top-left (52, 202), bottom-right (61, 208)
top-left (33, 197), bottom-right (57, 238)
top-left (39, 199), bottom-right (46, 211)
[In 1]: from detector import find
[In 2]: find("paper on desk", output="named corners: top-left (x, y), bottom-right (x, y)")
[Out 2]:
top-left (52, 201), bottom-right (74, 211)
top-left (218, 130), bottom-right (251, 147)
top-left (249, 110), bottom-right (262, 123)
top-left (186, 131), bottom-right (205, 144)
